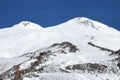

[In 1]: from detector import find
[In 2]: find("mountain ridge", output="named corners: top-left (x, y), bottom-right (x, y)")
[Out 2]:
top-left (0, 17), bottom-right (120, 80)
top-left (6, 17), bottom-right (118, 30)
top-left (0, 17), bottom-right (120, 58)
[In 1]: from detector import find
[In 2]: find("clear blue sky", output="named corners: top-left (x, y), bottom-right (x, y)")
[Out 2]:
top-left (0, 0), bottom-right (120, 30)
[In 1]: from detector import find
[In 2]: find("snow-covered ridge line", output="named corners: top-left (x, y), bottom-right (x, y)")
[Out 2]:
top-left (0, 16), bottom-right (120, 80)
top-left (6, 17), bottom-right (115, 30)
top-left (0, 17), bottom-right (120, 58)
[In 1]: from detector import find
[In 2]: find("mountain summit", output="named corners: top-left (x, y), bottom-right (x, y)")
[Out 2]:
top-left (12, 21), bottom-right (43, 29)
top-left (66, 17), bottom-right (112, 30)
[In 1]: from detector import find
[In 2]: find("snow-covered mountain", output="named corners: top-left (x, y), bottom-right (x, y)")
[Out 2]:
top-left (0, 17), bottom-right (120, 80)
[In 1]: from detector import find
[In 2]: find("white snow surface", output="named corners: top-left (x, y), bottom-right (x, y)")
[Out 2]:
top-left (0, 17), bottom-right (120, 58)
top-left (23, 73), bottom-right (89, 80)
top-left (0, 17), bottom-right (120, 80)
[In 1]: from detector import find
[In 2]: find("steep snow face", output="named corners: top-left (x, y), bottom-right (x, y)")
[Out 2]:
top-left (46, 17), bottom-right (120, 50)
top-left (0, 17), bottom-right (120, 58)
top-left (51, 17), bottom-right (119, 33)
top-left (47, 17), bottom-right (119, 38)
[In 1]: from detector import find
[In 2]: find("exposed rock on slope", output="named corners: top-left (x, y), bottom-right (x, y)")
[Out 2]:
top-left (0, 42), bottom-right (79, 80)
top-left (0, 42), bottom-right (120, 80)
top-left (0, 17), bottom-right (120, 80)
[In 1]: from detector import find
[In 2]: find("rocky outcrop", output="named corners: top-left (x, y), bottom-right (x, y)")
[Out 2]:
top-left (0, 42), bottom-right (119, 80)
top-left (0, 42), bottom-right (79, 80)
top-left (50, 42), bottom-right (79, 53)
top-left (115, 49), bottom-right (120, 55)
top-left (65, 63), bottom-right (107, 73)
top-left (88, 42), bottom-right (115, 53)
top-left (0, 51), bottom-right (49, 80)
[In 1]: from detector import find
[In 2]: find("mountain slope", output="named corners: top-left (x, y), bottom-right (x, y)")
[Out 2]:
top-left (0, 21), bottom-right (43, 57)
top-left (0, 42), bottom-right (119, 80)
top-left (0, 17), bottom-right (120, 58)
top-left (0, 17), bottom-right (120, 80)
